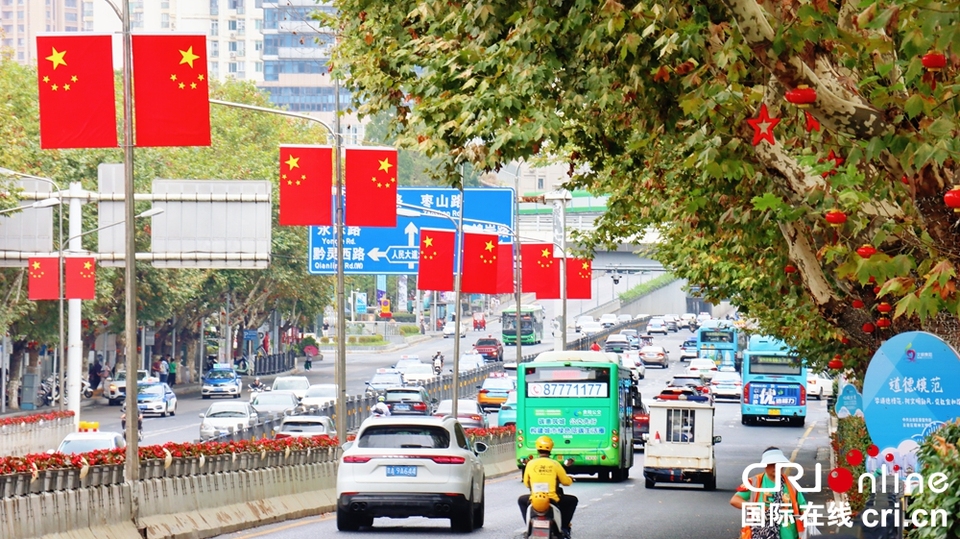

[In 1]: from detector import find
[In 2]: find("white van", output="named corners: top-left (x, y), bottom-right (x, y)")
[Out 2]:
top-left (643, 396), bottom-right (721, 490)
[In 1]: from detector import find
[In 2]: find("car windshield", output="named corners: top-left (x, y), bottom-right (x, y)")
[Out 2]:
top-left (370, 373), bottom-right (403, 385)
top-left (280, 421), bottom-right (328, 433)
top-left (683, 340), bottom-right (697, 348)
top-left (254, 393), bottom-right (296, 405)
top-left (620, 330), bottom-right (637, 336)
top-left (206, 370), bottom-right (235, 380)
top-left (714, 373), bottom-right (740, 383)
top-left (482, 378), bottom-right (514, 390)
top-left (670, 376), bottom-right (703, 386)
top-left (305, 386), bottom-right (336, 398)
top-left (690, 360), bottom-right (715, 369)
top-left (206, 407), bottom-right (248, 418)
top-left (385, 390), bottom-right (423, 402)
top-left (58, 438), bottom-right (117, 454)
top-left (641, 347), bottom-right (665, 354)
top-left (405, 364), bottom-right (433, 375)
top-left (606, 336), bottom-right (628, 343)
top-left (274, 379), bottom-right (309, 390)
top-left (476, 339), bottom-right (498, 346)
top-left (138, 385), bottom-right (164, 396)
top-left (357, 425), bottom-right (450, 449)
top-left (436, 400), bottom-right (479, 414)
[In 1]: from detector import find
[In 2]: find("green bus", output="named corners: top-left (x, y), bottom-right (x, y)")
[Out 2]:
top-left (516, 350), bottom-right (636, 481)
top-left (501, 305), bottom-right (545, 345)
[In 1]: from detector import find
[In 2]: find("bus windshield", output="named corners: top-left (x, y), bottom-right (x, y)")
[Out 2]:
top-left (747, 355), bottom-right (802, 376)
top-left (700, 331), bottom-right (734, 344)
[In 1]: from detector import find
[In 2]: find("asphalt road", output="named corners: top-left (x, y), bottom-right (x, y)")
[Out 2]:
top-left (213, 328), bottom-right (835, 539)
top-left (74, 318), bottom-right (558, 444)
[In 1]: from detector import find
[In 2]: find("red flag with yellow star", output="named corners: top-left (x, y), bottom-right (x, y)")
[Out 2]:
top-left (36, 34), bottom-right (117, 149)
top-left (460, 232), bottom-right (499, 294)
top-left (132, 34), bottom-right (210, 147)
top-left (416, 228), bottom-right (455, 291)
top-left (27, 258), bottom-right (59, 301)
top-left (520, 243), bottom-right (559, 298)
top-left (278, 145), bottom-right (333, 226)
top-left (65, 257), bottom-right (96, 300)
top-left (566, 258), bottom-right (592, 300)
top-left (345, 147), bottom-right (398, 227)
top-left (495, 243), bottom-right (514, 294)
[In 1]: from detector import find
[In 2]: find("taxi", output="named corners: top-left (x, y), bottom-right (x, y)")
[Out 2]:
top-left (365, 368), bottom-right (404, 395)
top-left (201, 364), bottom-right (242, 399)
top-left (476, 372), bottom-right (515, 411)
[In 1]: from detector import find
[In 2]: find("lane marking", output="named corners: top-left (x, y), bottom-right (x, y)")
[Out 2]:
top-left (590, 497), bottom-right (601, 502)
top-left (231, 513), bottom-right (332, 538)
top-left (603, 492), bottom-right (613, 497)
top-left (790, 421), bottom-right (816, 462)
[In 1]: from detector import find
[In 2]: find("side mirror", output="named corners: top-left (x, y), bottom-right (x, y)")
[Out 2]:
top-left (713, 435), bottom-right (722, 444)
top-left (365, 381), bottom-right (371, 385)
top-left (198, 413), bottom-right (205, 418)
top-left (476, 385), bottom-right (482, 389)
top-left (431, 398), bottom-right (438, 404)
top-left (474, 441), bottom-right (488, 454)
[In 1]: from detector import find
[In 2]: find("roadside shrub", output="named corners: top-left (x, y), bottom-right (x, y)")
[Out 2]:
top-left (347, 336), bottom-right (357, 344)
top-left (399, 324), bottom-right (420, 335)
top-left (832, 415), bottom-right (872, 513)
top-left (907, 420), bottom-right (960, 539)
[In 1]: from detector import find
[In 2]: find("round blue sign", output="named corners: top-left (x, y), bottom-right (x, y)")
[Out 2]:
top-left (862, 331), bottom-right (960, 456)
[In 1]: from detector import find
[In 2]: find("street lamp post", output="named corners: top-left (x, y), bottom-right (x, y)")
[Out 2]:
top-left (498, 163), bottom-right (524, 364)
top-left (544, 190), bottom-right (572, 351)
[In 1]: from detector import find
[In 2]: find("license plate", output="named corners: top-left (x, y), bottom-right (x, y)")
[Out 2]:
top-left (138, 405), bottom-right (147, 410)
top-left (386, 465), bottom-right (417, 477)
top-left (215, 387), bottom-right (225, 392)
top-left (393, 403), bottom-right (410, 411)
top-left (532, 520), bottom-right (551, 529)
top-left (768, 409), bottom-right (781, 415)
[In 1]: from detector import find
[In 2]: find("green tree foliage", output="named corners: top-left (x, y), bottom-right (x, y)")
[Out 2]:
top-left (333, 0), bottom-right (960, 374)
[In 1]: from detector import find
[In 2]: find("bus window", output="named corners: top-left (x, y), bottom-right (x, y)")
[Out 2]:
top-left (701, 331), bottom-right (733, 344)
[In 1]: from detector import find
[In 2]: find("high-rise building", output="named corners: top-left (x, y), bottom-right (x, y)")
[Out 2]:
top-left (0, 0), bottom-right (86, 64)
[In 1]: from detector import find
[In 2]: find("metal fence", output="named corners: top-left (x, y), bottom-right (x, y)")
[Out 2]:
top-left (253, 351), bottom-right (296, 376)
top-left (202, 361), bottom-right (504, 441)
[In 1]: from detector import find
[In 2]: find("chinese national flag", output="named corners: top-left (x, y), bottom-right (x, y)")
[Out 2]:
top-left (520, 243), bottom-right (559, 298)
top-left (28, 258), bottom-right (59, 300)
top-left (460, 232), bottom-right (499, 294)
top-left (36, 34), bottom-right (117, 149)
top-left (345, 147), bottom-right (398, 227)
top-left (495, 243), bottom-right (514, 294)
top-left (417, 228), bottom-right (455, 291)
top-left (567, 258), bottom-right (592, 300)
top-left (132, 34), bottom-right (211, 147)
top-left (278, 145), bottom-right (333, 226)
top-left (65, 257), bottom-right (96, 300)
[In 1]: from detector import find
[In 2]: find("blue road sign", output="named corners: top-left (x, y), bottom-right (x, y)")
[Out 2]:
top-left (355, 293), bottom-right (368, 314)
top-left (308, 187), bottom-right (515, 275)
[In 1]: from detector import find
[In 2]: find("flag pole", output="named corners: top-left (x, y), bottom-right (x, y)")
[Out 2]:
top-left (120, 0), bottom-right (140, 482)
top-left (333, 76), bottom-right (347, 440)
top-left (451, 181), bottom-right (465, 419)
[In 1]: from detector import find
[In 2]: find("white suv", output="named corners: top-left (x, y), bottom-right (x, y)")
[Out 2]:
top-left (336, 415), bottom-right (487, 532)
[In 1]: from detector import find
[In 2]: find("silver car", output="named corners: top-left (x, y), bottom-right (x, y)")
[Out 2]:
top-left (433, 399), bottom-right (487, 429)
top-left (251, 390), bottom-right (301, 417)
top-left (271, 376), bottom-right (310, 400)
top-left (199, 402), bottom-right (259, 441)
top-left (275, 415), bottom-right (337, 439)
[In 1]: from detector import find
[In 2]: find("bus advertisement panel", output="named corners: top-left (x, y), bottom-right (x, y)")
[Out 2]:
top-left (741, 336), bottom-right (807, 426)
top-left (502, 305), bottom-right (544, 345)
top-left (517, 353), bottom-right (634, 481)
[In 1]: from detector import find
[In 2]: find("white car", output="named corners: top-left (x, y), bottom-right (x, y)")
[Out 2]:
top-left (599, 313), bottom-right (618, 328)
top-left (394, 357), bottom-right (424, 374)
top-left (300, 383), bottom-right (338, 411)
top-left (442, 320), bottom-right (468, 338)
top-left (685, 358), bottom-right (719, 381)
top-left (806, 372), bottom-right (834, 400)
top-left (272, 376), bottom-right (310, 400)
top-left (402, 363), bottom-right (438, 385)
top-left (639, 346), bottom-right (669, 368)
top-left (336, 415), bottom-right (487, 532)
top-left (679, 313), bottom-right (697, 329)
top-left (711, 371), bottom-right (742, 400)
top-left (580, 321), bottom-right (604, 336)
top-left (103, 369), bottom-right (152, 405)
top-left (459, 353), bottom-right (485, 372)
top-left (55, 431), bottom-right (126, 454)
top-left (620, 350), bottom-right (646, 380)
top-left (616, 314), bottom-right (633, 324)
top-left (575, 315), bottom-right (594, 333)
top-left (199, 401), bottom-right (259, 441)
top-left (275, 415), bottom-right (337, 439)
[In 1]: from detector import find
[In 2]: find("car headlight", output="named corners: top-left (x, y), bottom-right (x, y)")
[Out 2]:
top-left (109, 384), bottom-right (117, 391)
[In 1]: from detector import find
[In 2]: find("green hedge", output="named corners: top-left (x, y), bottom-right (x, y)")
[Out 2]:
top-left (831, 416), bottom-right (873, 514)
top-left (909, 420), bottom-right (960, 539)
top-left (618, 273), bottom-right (677, 303)
top-left (399, 324), bottom-right (420, 335)
top-left (318, 335), bottom-right (386, 345)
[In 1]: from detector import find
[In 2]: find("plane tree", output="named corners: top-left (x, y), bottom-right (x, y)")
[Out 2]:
top-left (334, 0), bottom-right (960, 373)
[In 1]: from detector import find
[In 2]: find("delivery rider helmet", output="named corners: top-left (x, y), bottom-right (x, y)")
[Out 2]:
top-left (535, 436), bottom-right (554, 452)
top-left (530, 491), bottom-right (551, 513)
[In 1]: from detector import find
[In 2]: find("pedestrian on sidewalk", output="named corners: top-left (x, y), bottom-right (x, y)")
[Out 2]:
top-left (731, 447), bottom-right (807, 539)
top-left (167, 356), bottom-right (177, 386)
top-left (151, 358), bottom-right (161, 378)
top-left (590, 341), bottom-right (601, 352)
top-left (158, 356), bottom-right (169, 384)
top-left (88, 358), bottom-right (103, 391)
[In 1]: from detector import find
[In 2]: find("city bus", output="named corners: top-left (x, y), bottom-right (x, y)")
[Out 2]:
top-left (740, 335), bottom-right (807, 427)
top-left (516, 350), bottom-right (636, 481)
top-left (501, 305), bottom-right (545, 345)
top-left (695, 320), bottom-right (739, 370)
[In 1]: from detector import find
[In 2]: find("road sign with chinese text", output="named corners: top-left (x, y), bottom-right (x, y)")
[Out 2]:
top-left (308, 187), bottom-right (514, 275)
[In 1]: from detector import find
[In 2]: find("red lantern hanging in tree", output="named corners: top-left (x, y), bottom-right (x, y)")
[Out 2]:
top-left (877, 317), bottom-right (891, 329)
top-left (944, 186), bottom-right (960, 212)
top-left (922, 52), bottom-right (947, 71)
top-left (841, 336), bottom-right (850, 345)
top-left (862, 322), bottom-right (876, 334)
top-left (877, 302), bottom-right (892, 314)
top-left (852, 299), bottom-right (865, 309)
top-left (785, 264), bottom-right (797, 274)
top-left (856, 245), bottom-right (877, 259)
top-left (785, 85), bottom-right (817, 107)
top-left (828, 355), bottom-right (844, 370)
top-left (825, 209), bottom-right (847, 226)
top-left (873, 286), bottom-right (882, 295)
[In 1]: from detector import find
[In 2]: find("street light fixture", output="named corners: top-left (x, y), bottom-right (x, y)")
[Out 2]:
top-left (496, 163), bottom-right (525, 364)
top-left (543, 190), bottom-right (572, 351)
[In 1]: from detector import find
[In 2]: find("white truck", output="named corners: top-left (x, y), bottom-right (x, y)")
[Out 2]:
top-left (642, 395), bottom-right (721, 490)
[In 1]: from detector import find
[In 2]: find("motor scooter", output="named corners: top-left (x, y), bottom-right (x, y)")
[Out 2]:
top-left (524, 496), bottom-right (567, 539)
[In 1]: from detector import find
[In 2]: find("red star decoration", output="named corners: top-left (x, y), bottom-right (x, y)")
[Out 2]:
top-left (747, 103), bottom-right (780, 146)
top-left (819, 150), bottom-right (845, 177)
top-left (804, 111), bottom-right (821, 133)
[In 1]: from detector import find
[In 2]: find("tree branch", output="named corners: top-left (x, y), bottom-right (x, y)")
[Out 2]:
top-left (779, 221), bottom-right (836, 307)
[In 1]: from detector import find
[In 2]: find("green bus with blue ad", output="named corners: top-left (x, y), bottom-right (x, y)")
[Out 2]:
top-left (516, 351), bottom-right (635, 481)
top-left (740, 335), bottom-right (807, 426)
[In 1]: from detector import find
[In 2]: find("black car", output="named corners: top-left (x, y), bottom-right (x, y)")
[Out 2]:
top-left (382, 387), bottom-right (437, 416)
top-left (604, 335), bottom-right (631, 354)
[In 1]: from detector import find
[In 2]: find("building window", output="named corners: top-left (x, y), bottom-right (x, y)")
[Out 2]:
top-left (254, 19), bottom-right (262, 30)
top-left (228, 20), bottom-right (237, 31)
top-left (210, 61), bottom-right (219, 74)
top-left (161, 13), bottom-right (169, 28)
top-left (228, 62), bottom-right (238, 73)
top-left (254, 61), bottom-right (262, 73)
top-left (228, 41), bottom-right (237, 52)
top-left (209, 0), bottom-right (218, 16)
top-left (537, 178), bottom-right (544, 190)
top-left (1, 0), bottom-right (10, 6)
top-left (210, 41), bottom-right (219, 57)
top-left (210, 21), bottom-right (218, 35)
top-left (161, 1), bottom-right (169, 8)
top-left (665, 408), bottom-right (695, 443)
top-left (254, 40), bottom-right (262, 51)
top-left (237, 20), bottom-right (245, 33)
top-left (65, 12), bottom-right (77, 21)
top-left (65, 0), bottom-right (76, 6)
top-left (65, 26), bottom-right (77, 31)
